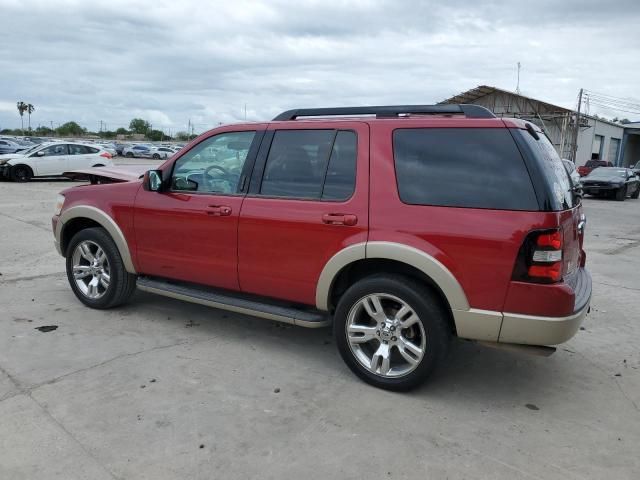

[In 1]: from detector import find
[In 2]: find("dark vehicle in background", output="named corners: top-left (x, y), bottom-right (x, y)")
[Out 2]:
top-left (114, 142), bottom-right (127, 156)
top-left (580, 168), bottom-right (640, 201)
top-left (577, 159), bottom-right (613, 177)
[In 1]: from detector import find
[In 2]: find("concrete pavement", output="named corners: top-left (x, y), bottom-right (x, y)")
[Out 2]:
top-left (0, 174), bottom-right (639, 479)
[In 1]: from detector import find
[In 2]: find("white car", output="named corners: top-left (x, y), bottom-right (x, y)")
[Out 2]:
top-left (0, 142), bottom-right (114, 182)
top-left (147, 146), bottom-right (177, 159)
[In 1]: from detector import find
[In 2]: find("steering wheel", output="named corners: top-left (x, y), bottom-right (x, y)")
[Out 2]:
top-left (203, 164), bottom-right (230, 177)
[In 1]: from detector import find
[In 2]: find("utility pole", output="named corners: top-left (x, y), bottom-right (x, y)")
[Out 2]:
top-left (570, 88), bottom-right (583, 163)
top-left (516, 62), bottom-right (521, 94)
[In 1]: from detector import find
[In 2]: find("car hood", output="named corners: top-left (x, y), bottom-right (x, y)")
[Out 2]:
top-left (63, 165), bottom-right (150, 183)
top-left (0, 153), bottom-right (25, 164)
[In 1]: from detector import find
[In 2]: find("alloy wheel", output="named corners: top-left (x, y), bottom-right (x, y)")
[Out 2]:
top-left (71, 240), bottom-right (111, 299)
top-left (346, 293), bottom-right (426, 378)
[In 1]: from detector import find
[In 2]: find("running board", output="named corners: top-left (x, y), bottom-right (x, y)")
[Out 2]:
top-left (136, 276), bottom-right (331, 328)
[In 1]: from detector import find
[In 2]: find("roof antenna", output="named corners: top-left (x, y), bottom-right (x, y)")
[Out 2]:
top-left (516, 62), bottom-right (521, 94)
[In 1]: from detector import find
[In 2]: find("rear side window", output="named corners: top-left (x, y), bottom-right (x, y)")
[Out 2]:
top-left (519, 132), bottom-right (575, 210)
top-left (260, 129), bottom-right (356, 200)
top-left (393, 128), bottom-right (538, 210)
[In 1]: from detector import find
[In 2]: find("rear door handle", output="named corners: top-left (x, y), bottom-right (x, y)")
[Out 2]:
top-left (206, 205), bottom-right (232, 216)
top-left (322, 213), bottom-right (358, 226)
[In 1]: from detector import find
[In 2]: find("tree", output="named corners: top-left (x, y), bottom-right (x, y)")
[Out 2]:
top-left (116, 127), bottom-right (129, 135)
top-left (147, 129), bottom-right (166, 141)
top-left (16, 101), bottom-right (28, 132)
top-left (129, 118), bottom-right (150, 135)
top-left (26, 104), bottom-right (35, 131)
top-left (34, 126), bottom-right (53, 136)
top-left (55, 121), bottom-right (86, 137)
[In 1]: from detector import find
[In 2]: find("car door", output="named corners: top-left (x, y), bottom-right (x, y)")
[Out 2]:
top-left (66, 144), bottom-right (91, 169)
top-left (29, 143), bottom-right (69, 176)
top-left (133, 126), bottom-right (264, 290)
top-left (237, 122), bottom-right (369, 306)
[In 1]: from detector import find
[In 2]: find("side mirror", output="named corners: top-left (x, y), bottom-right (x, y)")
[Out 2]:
top-left (35, 151), bottom-right (45, 157)
top-left (144, 169), bottom-right (163, 191)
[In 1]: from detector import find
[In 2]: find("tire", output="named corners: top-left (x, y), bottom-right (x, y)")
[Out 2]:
top-left (615, 186), bottom-right (627, 201)
top-left (631, 186), bottom-right (639, 199)
top-left (152, 154), bottom-right (160, 159)
top-left (10, 164), bottom-right (33, 182)
top-left (65, 227), bottom-right (137, 309)
top-left (126, 152), bottom-right (134, 158)
top-left (334, 274), bottom-right (451, 391)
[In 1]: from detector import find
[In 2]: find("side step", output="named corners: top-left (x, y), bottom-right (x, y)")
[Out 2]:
top-left (136, 276), bottom-right (331, 328)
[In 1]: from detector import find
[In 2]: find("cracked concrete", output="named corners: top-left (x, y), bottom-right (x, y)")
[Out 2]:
top-left (0, 174), bottom-right (639, 479)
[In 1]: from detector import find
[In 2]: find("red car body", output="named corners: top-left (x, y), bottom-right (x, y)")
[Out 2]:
top-left (577, 160), bottom-right (613, 177)
top-left (53, 111), bottom-right (590, 350)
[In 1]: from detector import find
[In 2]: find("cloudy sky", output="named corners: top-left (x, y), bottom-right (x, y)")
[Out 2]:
top-left (1, 0), bottom-right (639, 134)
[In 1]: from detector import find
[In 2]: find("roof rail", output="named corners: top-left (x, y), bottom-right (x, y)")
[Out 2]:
top-left (272, 104), bottom-right (496, 121)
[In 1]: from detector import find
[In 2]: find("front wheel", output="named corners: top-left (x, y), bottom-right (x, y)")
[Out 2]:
top-left (334, 274), bottom-right (451, 391)
top-left (65, 227), bottom-right (137, 309)
top-left (125, 152), bottom-right (134, 158)
top-left (10, 165), bottom-right (33, 182)
top-left (615, 186), bottom-right (627, 201)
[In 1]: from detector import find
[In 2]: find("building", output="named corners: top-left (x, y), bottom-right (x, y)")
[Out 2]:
top-left (439, 85), bottom-right (638, 167)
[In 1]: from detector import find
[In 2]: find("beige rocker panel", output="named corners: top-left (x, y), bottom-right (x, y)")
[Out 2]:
top-left (315, 241), bottom-right (503, 341)
top-left (55, 205), bottom-right (137, 274)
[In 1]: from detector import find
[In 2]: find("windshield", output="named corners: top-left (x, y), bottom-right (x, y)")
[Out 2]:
top-left (585, 168), bottom-right (626, 180)
top-left (19, 144), bottom-right (42, 155)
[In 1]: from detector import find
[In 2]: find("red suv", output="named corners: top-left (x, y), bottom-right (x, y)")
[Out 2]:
top-left (52, 104), bottom-right (591, 390)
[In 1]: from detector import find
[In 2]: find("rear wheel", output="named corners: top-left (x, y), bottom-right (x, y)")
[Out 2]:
top-left (126, 152), bottom-right (134, 158)
top-left (631, 185), bottom-right (640, 199)
top-left (152, 153), bottom-right (161, 159)
top-left (65, 227), bottom-right (137, 309)
top-left (615, 186), bottom-right (627, 201)
top-left (92, 164), bottom-right (105, 168)
top-left (10, 164), bottom-right (33, 182)
top-left (334, 274), bottom-right (450, 391)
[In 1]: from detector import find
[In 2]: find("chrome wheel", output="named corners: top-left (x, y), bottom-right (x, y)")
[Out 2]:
top-left (346, 293), bottom-right (426, 378)
top-left (71, 240), bottom-right (111, 299)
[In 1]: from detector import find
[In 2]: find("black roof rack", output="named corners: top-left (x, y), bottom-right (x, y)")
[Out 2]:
top-left (272, 104), bottom-right (496, 121)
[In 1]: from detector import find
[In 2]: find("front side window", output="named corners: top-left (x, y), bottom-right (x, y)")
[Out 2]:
top-left (260, 129), bottom-right (357, 200)
top-left (36, 144), bottom-right (68, 157)
top-left (393, 128), bottom-right (538, 210)
top-left (171, 131), bottom-right (255, 194)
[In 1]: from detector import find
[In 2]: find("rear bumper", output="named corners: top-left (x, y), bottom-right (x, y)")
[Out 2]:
top-left (499, 268), bottom-right (592, 346)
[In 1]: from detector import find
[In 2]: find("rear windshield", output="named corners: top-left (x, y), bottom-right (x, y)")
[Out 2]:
top-left (518, 131), bottom-right (576, 210)
top-left (393, 128), bottom-right (538, 210)
top-left (585, 160), bottom-right (606, 168)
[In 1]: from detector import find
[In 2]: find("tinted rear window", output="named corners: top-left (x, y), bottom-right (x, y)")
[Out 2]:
top-left (519, 132), bottom-right (575, 209)
top-left (393, 128), bottom-right (538, 210)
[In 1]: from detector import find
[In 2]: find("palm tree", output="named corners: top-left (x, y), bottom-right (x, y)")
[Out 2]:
top-left (17, 101), bottom-right (28, 132)
top-left (26, 104), bottom-right (35, 131)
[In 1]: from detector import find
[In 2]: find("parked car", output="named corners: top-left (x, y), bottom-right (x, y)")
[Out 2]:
top-left (114, 142), bottom-right (127, 156)
top-left (580, 167), bottom-right (640, 201)
top-left (0, 138), bottom-right (29, 154)
top-left (51, 104), bottom-right (591, 391)
top-left (96, 143), bottom-right (117, 157)
top-left (0, 142), bottom-right (113, 181)
top-left (562, 159), bottom-right (581, 185)
top-left (147, 146), bottom-right (176, 159)
top-left (122, 145), bottom-right (151, 158)
top-left (577, 159), bottom-right (613, 177)
top-left (630, 161), bottom-right (640, 176)
top-left (22, 136), bottom-right (47, 144)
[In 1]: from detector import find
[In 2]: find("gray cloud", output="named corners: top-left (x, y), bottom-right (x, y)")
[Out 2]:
top-left (1, 0), bottom-right (638, 133)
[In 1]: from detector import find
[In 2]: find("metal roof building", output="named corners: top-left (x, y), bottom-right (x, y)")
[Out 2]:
top-left (439, 86), bottom-right (636, 167)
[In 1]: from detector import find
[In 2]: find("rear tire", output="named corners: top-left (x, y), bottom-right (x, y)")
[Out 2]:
top-left (65, 227), bottom-right (137, 309)
top-left (615, 186), bottom-right (627, 201)
top-left (126, 152), bottom-right (134, 158)
top-left (631, 186), bottom-right (639, 199)
top-left (92, 164), bottom-right (105, 168)
top-left (10, 165), bottom-right (33, 182)
top-left (334, 274), bottom-right (451, 391)
top-left (152, 153), bottom-right (160, 159)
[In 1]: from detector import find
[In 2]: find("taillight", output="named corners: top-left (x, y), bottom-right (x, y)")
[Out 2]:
top-left (512, 229), bottom-right (564, 284)
top-left (100, 152), bottom-right (112, 159)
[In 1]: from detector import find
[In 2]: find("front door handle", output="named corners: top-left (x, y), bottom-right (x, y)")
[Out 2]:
top-left (322, 213), bottom-right (358, 226)
top-left (206, 205), bottom-right (232, 216)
